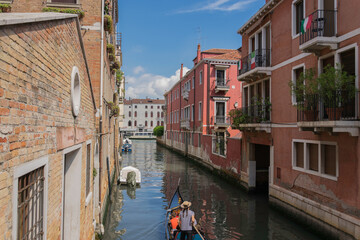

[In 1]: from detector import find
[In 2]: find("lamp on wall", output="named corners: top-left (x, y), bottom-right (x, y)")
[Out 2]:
top-left (234, 102), bottom-right (238, 108)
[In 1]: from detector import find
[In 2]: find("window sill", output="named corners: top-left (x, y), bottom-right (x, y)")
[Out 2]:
top-left (292, 33), bottom-right (300, 40)
top-left (46, 2), bottom-right (81, 9)
top-left (292, 167), bottom-right (337, 181)
top-left (85, 192), bottom-right (92, 207)
top-left (212, 152), bottom-right (227, 158)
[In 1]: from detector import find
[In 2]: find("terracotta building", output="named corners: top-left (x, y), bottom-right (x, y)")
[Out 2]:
top-left (0, 0), bottom-right (122, 238)
top-left (162, 45), bottom-right (243, 181)
top-left (237, 0), bottom-right (360, 238)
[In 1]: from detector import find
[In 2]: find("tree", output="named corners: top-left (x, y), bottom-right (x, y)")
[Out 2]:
top-left (153, 126), bottom-right (164, 137)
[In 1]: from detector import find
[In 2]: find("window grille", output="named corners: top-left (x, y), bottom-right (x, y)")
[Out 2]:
top-left (18, 167), bottom-right (45, 240)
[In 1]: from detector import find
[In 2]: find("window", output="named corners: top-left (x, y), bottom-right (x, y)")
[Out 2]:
top-left (135, 105), bottom-right (137, 108)
top-left (145, 111), bottom-right (148, 117)
top-left (158, 106), bottom-right (160, 109)
top-left (145, 105), bottom-right (148, 109)
top-left (199, 71), bottom-right (203, 85)
top-left (161, 112), bottom-right (164, 118)
top-left (52, 0), bottom-right (77, 3)
top-left (192, 76), bottom-right (195, 89)
top-left (135, 111), bottom-right (137, 117)
top-left (86, 144), bottom-right (91, 197)
top-left (157, 121), bottom-right (159, 126)
top-left (292, 0), bottom-right (304, 36)
top-left (71, 66), bottom-right (81, 117)
top-left (291, 65), bottom-right (305, 104)
top-left (191, 105), bottom-right (194, 121)
top-left (134, 120), bottom-right (137, 126)
top-left (161, 121), bottom-right (164, 126)
top-left (129, 106), bottom-right (131, 108)
top-left (151, 121), bottom-right (153, 127)
top-left (145, 121), bottom-right (148, 126)
top-left (128, 120), bottom-right (132, 127)
top-left (151, 106), bottom-right (153, 109)
top-left (128, 111), bottom-right (131, 117)
top-left (151, 112), bottom-right (153, 118)
top-left (215, 102), bottom-right (226, 123)
top-left (157, 112), bottom-right (160, 118)
top-left (212, 132), bottom-right (226, 156)
top-left (198, 102), bottom-right (202, 120)
top-left (292, 140), bottom-right (338, 179)
top-left (216, 69), bottom-right (225, 83)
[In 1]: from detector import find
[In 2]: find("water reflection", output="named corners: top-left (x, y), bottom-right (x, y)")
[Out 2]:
top-left (104, 140), bottom-right (324, 240)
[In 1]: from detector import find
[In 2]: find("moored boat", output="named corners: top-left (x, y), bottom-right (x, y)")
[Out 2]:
top-left (121, 143), bottom-right (132, 152)
top-left (165, 183), bottom-right (207, 240)
top-left (119, 166), bottom-right (141, 185)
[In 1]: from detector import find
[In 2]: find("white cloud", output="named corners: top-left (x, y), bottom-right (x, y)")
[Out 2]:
top-left (125, 67), bottom-right (190, 99)
top-left (175, 0), bottom-right (255, 13)
top-left (133, 66), bottom-right (145, 75)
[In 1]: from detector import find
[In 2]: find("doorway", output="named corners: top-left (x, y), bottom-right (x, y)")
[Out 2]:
top-left (254, 144), bottom-right (270, 192)
top-left (62, 147), bottom-right (82, 240)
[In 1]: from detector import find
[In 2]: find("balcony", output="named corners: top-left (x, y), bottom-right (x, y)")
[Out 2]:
top-left (212, 116), bottom-right (230, 129)
top-left (180, 119), bottom-right (190, 130)
top-left (182, 89), bottom-right (189, 101)
top-left (231, 102), bottom-right (271, 133)
top-left (299, 10), bottom-right (338, 54)
top-left (238, 49), bottom-right (271, 82)
top-left (214, 78), bottom-right (230, 93)
top-left (297, 91), bottom-right (360, 136)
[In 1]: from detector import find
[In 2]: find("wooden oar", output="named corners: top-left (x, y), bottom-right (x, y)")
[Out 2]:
top-left (193, 223), bottom-right (205, 240)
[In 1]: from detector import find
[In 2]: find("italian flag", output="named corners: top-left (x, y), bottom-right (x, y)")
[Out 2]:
top-left (238, 60), bottom-right (242, 70)
top-left (301, 15), bottom-right (313, 33)
top-left (250, 51), bottom-right (256, 69)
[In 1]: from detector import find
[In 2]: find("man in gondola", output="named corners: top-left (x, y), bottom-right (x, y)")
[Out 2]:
top-left (179, 201), bottom-right (195, 240)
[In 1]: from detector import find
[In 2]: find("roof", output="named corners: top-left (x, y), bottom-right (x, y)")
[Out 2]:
top-left (202, 49), bottom-right (236, 54)
top-left (0, 13), bottom-right (78, 26)
top-left (124, 98), bottom-right (165, 105)
top-left (207, 49), bottom-right (241, 60)
top-left (237, 0), bottom-right (282, 34)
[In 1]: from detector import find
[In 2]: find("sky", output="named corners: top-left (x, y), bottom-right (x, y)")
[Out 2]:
top-left (117, 0), bottom-right (265, 99)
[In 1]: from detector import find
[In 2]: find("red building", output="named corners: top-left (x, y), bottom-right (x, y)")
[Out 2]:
top-left (162, 45), bottom-right (243, 182)
top-left (237, 0), bottom-right (360, 238)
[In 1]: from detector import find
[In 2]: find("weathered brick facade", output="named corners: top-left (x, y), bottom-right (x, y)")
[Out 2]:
top-left (0, 14), bottom-right (96, 239)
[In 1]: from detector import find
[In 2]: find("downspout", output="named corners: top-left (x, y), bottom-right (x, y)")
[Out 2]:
top-left (99, 0), bottom-right (105, 225)
top-left (207, 62), bottom-right (210, 134)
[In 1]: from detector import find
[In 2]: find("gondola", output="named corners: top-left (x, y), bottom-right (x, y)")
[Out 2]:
top-left (165, 183), bottom-right (208, 240)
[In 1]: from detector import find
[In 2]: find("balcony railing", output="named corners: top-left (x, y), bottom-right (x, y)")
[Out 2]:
top-left (180, 119), bottom-right (190, 129)
top-left (215, 78), bottom-right (230, 92)
top-left (239, 49), bottom-right (271, 76)
top-left (297, 91), bottom-right (359, 122)
top-left (211, 116), bottom-right (230, 127)
top-left (182, 89), bottom-right (189, 100)
top-left (299, 10), bottom-right (337, 46)
top-left (237, 103), bottom-right (271, 124)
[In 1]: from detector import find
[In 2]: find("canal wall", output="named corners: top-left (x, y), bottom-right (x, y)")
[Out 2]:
top-left (157, 136), bottom-right (250, 191)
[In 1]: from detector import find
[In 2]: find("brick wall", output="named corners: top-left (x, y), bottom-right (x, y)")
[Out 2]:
top-left (0, 17), bottom-right (96, 239)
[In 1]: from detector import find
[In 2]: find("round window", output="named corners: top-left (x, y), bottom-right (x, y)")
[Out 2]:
top-left (71, 66), bottom-right (81, 117)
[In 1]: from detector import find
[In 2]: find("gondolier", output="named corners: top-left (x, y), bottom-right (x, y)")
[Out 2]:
top-left (179, 201), bottom-right (195, 240)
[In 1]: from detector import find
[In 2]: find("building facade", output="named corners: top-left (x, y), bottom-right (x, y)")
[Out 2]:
top-left (122, 98), bottom-right (165, 134)
top-left (162, 45), bottom-right (243, 181)
top-left (1, 0), bottom-right (122, 238)
top-left (237, 0), bottom-right (360, 238)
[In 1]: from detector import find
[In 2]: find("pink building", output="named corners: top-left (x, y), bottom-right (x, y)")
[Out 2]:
top-left (162, 45), bottom-right (243, 180)
top-left (237, 0), bottom-right (360, 238)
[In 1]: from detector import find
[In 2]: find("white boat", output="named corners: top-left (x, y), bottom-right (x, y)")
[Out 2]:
top-left (123, 138), bottom-right (132, 145)
top-left (129, 132), bottom-right (156, 140)
top-left (119, 166), bottom-right (141, 185)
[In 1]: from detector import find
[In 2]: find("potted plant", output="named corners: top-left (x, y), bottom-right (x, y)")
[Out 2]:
top-left (104, 15), bottom-right (113, 33)
top-left (229, 108), bottom-right (250, 130)
top-left (317, 64), bottom-right (356, 120)
top-left (106, 43), bottom-right (115, 54)
top-left (289, 68), bottom-right (320, 121)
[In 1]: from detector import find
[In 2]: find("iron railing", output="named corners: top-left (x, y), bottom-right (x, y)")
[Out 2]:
top-left (239, 49), bottom-right (271, 75)
top-left (299, 10), bottom-right (337, 45)
top-left (237, 102), bottom-right (271, 124)
top-left (215, 78), bottom-right (229, 88)
top-left (297, 91), bottom-right (359, 122)
top-left (211, 116), bottom-right (230, 125)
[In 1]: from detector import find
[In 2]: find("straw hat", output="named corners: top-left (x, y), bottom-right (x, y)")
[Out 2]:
top-left (181, 201), bottom-right (192, 208)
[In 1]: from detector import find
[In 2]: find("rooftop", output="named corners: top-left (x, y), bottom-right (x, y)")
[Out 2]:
top-left (0, 13), bottom-right (78, 26)
top-left (124, 98), bottom-right (165, 105)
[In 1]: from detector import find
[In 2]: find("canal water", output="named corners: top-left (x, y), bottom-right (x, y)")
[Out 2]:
top-left (103, 140), bottom-right (324, 240)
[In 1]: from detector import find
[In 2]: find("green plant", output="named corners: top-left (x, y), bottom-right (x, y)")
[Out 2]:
top-left (93, 168), bottom-right (97, 178)
top-left (317, 64), bottom-right (356, 106)
top-left (0, 4), bottom-right (11, 12)
top-left (289, 68), bottom-right (319, 110)
top-left (112, 60), bottom-right (121, 70)
top-left (42, 7), bottom-right (85, 18)
top-left (229, 108), bottom-right (250, 129)
top-left (106, 43), bottom-right (115, 54)
top-left (108, 101), bottom-right (119, 118)
top-left (116, 70), bottom-right (123, 85)
top-left (104, 15), bottom-right (113, 33)
top-left (254, 97), bottom-right (272, 123)
top-left (108, 53), bottom-right (115, 61)
top-left (153, 126), bottom-right (164, 137)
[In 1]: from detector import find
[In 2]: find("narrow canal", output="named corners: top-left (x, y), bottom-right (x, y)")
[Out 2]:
top-left (103, 140), bottom-right (324, 240)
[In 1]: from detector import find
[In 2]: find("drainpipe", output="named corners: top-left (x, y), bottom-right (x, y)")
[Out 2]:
top-left (99, 0), bottom-right (105, 226)
top-left (207, 62), bottom-right (210, 134)
top-left (179, 64), bottom-right (183, 145)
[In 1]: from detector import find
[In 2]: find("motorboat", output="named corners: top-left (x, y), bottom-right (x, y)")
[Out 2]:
top-left (119, 166), bottom-right (141, 185)
top-left (121, 143), bottom-right (132, 152)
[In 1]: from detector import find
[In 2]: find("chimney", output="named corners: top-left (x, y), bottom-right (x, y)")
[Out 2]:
top-left (197, 44), bottom-right (201, 63)
top-left (180, 63), bottom-right (183, 79)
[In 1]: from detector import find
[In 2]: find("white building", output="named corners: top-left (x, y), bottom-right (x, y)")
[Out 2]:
top-left (122, 98), bottom-right (165, 134)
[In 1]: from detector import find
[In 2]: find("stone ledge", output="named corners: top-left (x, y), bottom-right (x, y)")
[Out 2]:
top-left (0, 12), bottom-right (77, 26)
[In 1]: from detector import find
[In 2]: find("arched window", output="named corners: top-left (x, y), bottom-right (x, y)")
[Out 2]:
top-left (145, 121), bottom-right (148, 126)
top-left (129, 111), bottom-right (131, 117)
top-left (134, 120), bottom-right (137, 126)
top-left (157, 112), bottom-right (160, 118)
top-left (151, 121), bottom-right (153, 127)
top-left (145, 111), bottom-right (148, 117)
top-left (135, 111), bottom-right (137, 117)
top-left (151, 106), bottom-right (153, 109)
top-left (161, 121), bottom-right (164, 126)
top-left (157, 121), bottom-right (159, 126)
top-left (151, 112), bottom-right (153, 118)
top-left (128, 120), bottom-right (132, 127)
top-left (161, 112), bottom-right (164, 118)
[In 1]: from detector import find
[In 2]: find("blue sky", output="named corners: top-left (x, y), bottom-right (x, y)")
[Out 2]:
top-left (117, 0), bottom-right (265, 99)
